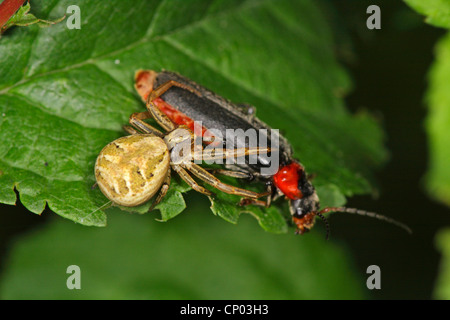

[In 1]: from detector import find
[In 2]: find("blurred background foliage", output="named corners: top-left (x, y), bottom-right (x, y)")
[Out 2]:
top-left (0, 0), bottom-right (450, 299)
top-left (403, 0), bottom-right (450, 300)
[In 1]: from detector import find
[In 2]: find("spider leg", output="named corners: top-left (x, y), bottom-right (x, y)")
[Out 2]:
top-left (149, 79), bottom-right (202, 101)
top-left (128, 111), bottom-right (164, 137)
top-left (123, 125), bottom-right (140, 135)
top-left (146, 100), bottom-right (176, 132)
top-left (171, 165), bottom-right (213, 196)
top-left (146, 80), bottom-right (202, 132)
top-left (148, 168), bottom-right (171, 211)
top-left (204, 168), bottom-right (253, 179)
top-left (183, 162), bottom-right (268, 199)
top-left (196, 147), bottom-right (271, 161)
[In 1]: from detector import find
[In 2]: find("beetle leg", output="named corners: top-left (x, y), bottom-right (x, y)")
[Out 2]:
top-left (128, 112), bottom-right (165, 137)
top-left (148, 168), bottom-right (171, 211)
top-left (171, 165), bottom-right (213, 196)
top-left (183, 162), bottom-right (268, 199)
top-left (239, 194), bottom-right (272, 207)
top-left (239, 184), bottom-right (273, 207)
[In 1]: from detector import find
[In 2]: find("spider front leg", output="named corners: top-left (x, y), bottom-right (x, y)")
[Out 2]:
top-left (203, 168), bottom-right (254, 180)
top-left (128, 111), bottom-right (165, 137)
top-left (146, 80), bottom-right (201, 132)
top-left (197, 146), bottom-right (272, 162)
top-left (123, 125), bottom-right (140, 135)
top-left (205, 167), bottom-right (272, 206)
top-left (172, 164), bottom-right (213, 196)
top-left (182, 162), bottom-right (268, 199)
top-left (196, 145), bottom-right (272, 180)
top-left (148, 79), bottom-right (202, 102)
top-left (203, 166), bottom-right (266, 205)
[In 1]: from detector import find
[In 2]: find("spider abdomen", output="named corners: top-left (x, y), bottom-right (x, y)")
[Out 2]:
top-left (95, 134), bottom-right (170, 207)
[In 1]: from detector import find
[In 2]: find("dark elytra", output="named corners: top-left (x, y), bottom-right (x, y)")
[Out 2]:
top-left (155, 71), bottom-right (293, 177)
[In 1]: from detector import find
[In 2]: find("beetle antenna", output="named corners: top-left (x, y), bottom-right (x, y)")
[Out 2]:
top-left (319, 207), bottom-right (412, 235)
top-left (315, 211), bottom-right (330, 241)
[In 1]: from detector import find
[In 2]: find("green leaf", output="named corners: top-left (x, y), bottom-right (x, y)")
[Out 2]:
top-left (0, 0), bottom-right (387, 231)
top-left (434, 228), bottom-right (450, 299)
top-left (1, 1), bottom-right (64, 35)
top-left (403, 0), bottom-right (450, 29)
top-left (425, 32), bottom-right (450, 206)
top-left (405, 0), bottom-right (450, 206)
top-left (207, 180), bottom-right (289, 233)
top-left (0, 202), bottom-right (365, 299)
top-left (404, 0), bottom-right (450, 300)
top-left (154, 178), bottom-right (190, 221)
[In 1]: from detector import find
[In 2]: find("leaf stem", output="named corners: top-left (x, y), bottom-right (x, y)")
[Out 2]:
top-left (0, 0), bottom-right (26, 30)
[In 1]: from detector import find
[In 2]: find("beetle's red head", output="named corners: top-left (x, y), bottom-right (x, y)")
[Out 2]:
top-left (272, 161), bottom-right (328, 235)
top-left (271, 161), bottom-right (410, 238)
